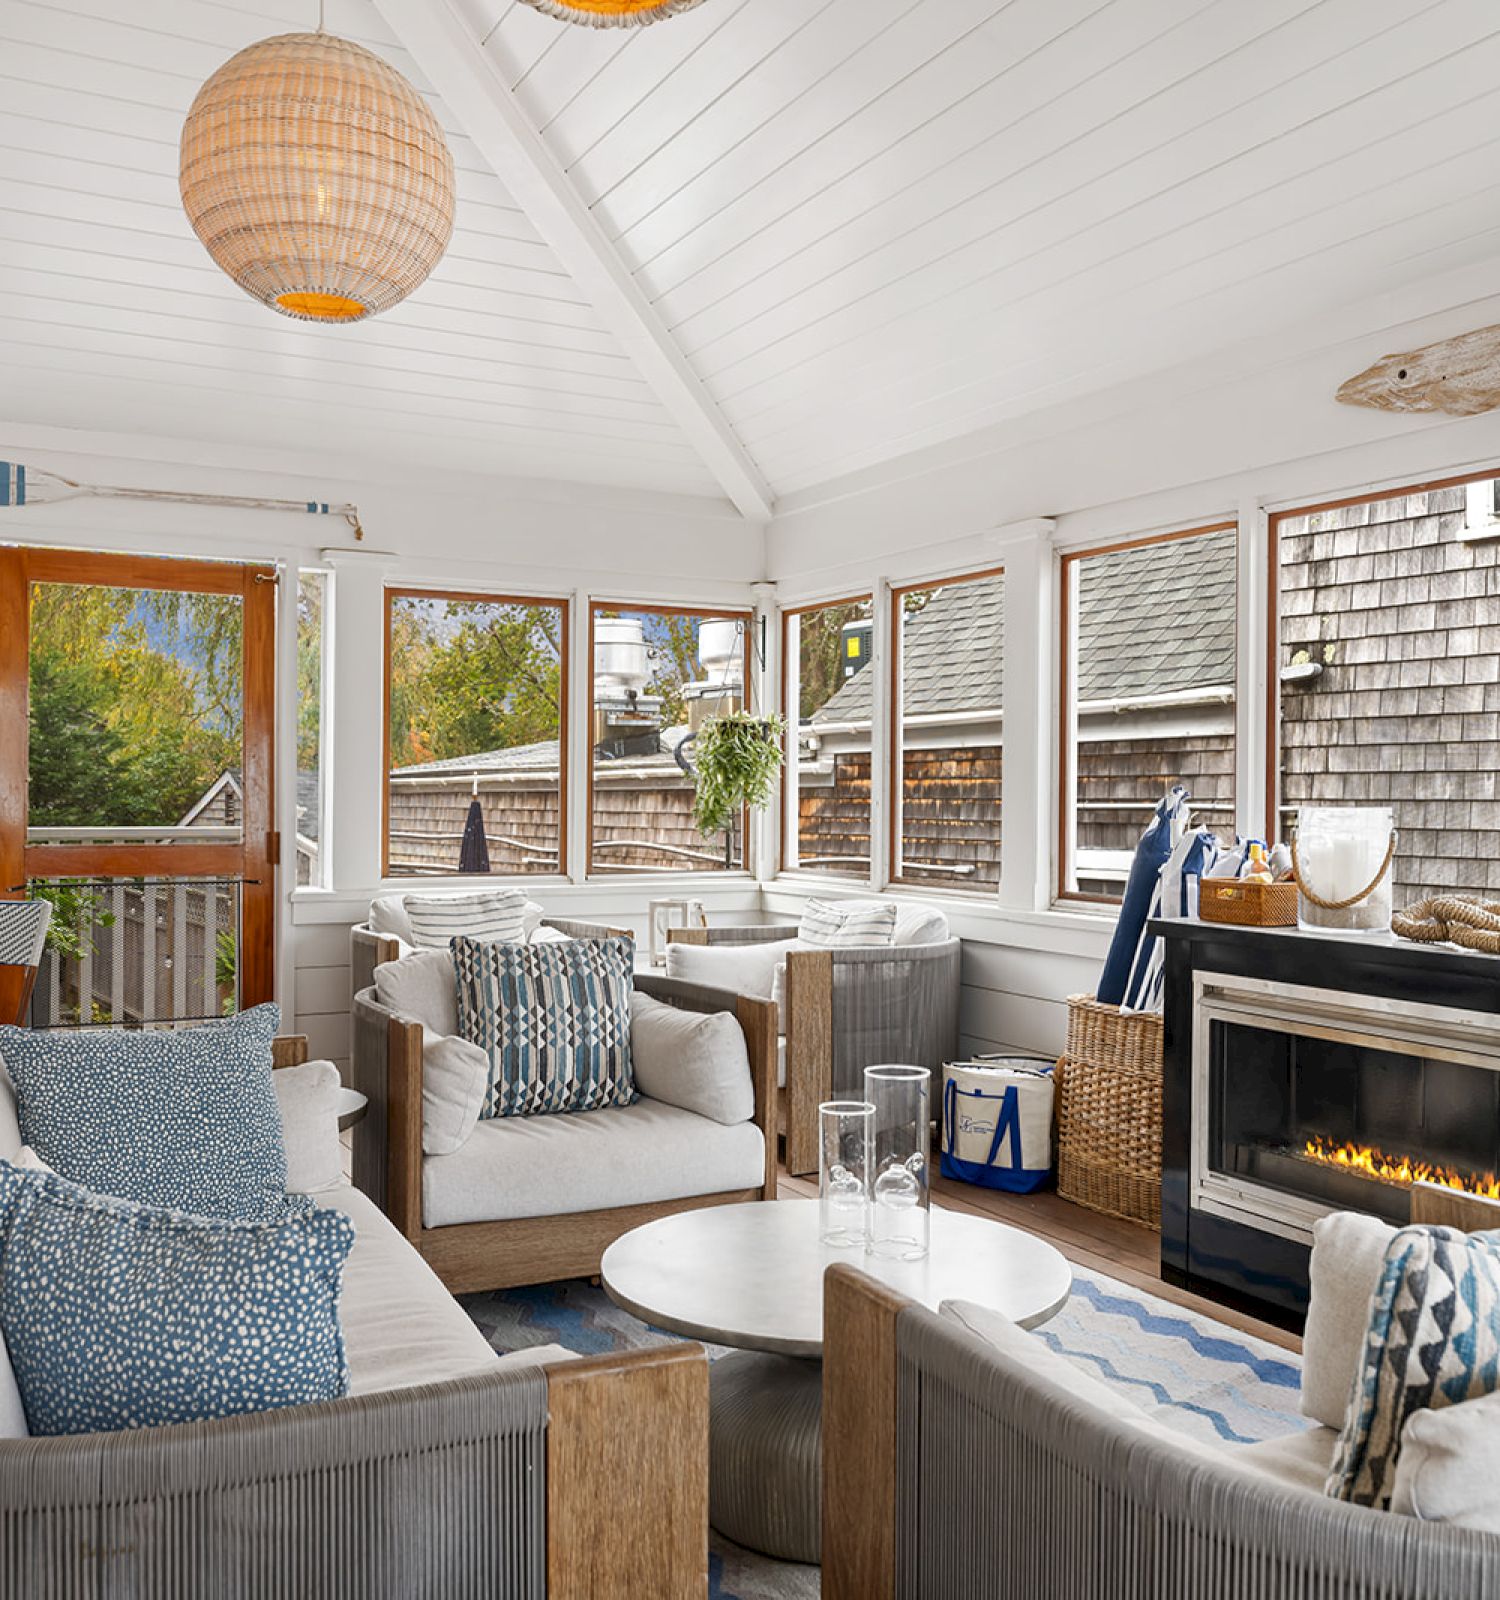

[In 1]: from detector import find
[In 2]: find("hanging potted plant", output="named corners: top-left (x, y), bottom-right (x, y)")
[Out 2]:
top-left (690, 710), bottom-right (786, 839)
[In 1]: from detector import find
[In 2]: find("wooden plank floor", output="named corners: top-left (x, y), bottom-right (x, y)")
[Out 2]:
top-left (777, 1166), bottom-right (1301, 1355)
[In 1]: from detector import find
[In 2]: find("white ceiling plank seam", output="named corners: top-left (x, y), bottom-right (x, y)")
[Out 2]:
top-left (371, 0), bottom-right (774, 523)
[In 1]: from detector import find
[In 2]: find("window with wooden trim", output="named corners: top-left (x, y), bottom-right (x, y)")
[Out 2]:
top-left (384, 590), bottom-right (568, 879)
top-left (1060, 523), bottom-right (1237, 902)
top-left (782, 595), bottom-right (874, 877)
top-left (1272, 472), bottom-right (1500, 907)
top-left (890, 567), bottom-right (1004, 892)
top-left (589, 602), bottom-right (751, 875)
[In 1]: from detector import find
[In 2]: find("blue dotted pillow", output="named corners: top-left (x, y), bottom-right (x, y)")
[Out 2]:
top-left (0, 1162), bottom-right (353, 1436)
top-left (0, 1004), bottom-right (298, 1221)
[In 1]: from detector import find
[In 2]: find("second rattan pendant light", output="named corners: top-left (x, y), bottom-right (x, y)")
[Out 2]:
top-left (180, 31), bottom-right (455, 323)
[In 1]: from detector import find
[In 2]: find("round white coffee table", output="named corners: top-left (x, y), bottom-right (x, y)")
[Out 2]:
top-left (601, 1199), bottom-right (1070, 1563)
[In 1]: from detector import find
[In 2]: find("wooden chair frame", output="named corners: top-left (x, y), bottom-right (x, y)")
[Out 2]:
top-left (350, 924), bottom-right (778, 1294)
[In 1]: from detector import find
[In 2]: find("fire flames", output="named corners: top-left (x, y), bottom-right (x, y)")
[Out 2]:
top-left (1302, 1135), bottom-right (1500, 1199)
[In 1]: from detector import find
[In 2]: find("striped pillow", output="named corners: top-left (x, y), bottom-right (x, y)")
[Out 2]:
top-left (798, 899), bottom-right (899, 950)
top-left (403, 890), bottom-right (528, 951)
top-left (452, 935), bottom-right (636, 1119)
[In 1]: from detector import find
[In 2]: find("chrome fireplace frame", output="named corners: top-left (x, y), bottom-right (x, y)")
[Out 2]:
top-left (1190, 971), bottom-right (1500, 1247)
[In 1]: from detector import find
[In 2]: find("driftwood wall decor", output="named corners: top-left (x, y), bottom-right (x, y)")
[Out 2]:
top-left (1336, 323), bottom-right (1500, 416)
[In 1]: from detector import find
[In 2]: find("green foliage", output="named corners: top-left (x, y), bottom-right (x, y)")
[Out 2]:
top-left (297, 575), bottom-right (323, 773)
top-left (215, 929), bottom-right (237, 1014)
top-left (692, 712), bottom-right (785, 837)
top-left (28, 584), bottom-right (243, 827)
top-left (389, 598), bottom-right (562, 768)
top-left (28, 880), bottom-right (115, 961)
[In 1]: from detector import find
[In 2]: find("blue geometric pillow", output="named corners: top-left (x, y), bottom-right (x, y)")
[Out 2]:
top-left (453, 934), bottom-right (636, 1119)
top-left (0, 1004), bottom-right (299, 1221)
top-left (0, 1163), bottom-right (353, 1436)
top-left (1326, 1224), bottom-right (1500, 1509)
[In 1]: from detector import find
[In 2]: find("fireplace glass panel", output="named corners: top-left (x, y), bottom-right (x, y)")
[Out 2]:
top-left (1209, 1019), bottom-right (1500, 1224)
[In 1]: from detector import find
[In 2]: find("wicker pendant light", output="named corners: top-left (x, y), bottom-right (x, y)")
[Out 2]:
top-left (180, 32), bottom-right (454, 324)
top-left (518, 0), bottom-right (710, 25)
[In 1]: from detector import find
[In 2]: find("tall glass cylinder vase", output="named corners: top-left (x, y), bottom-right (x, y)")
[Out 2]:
top-left (819, 1101), bottom-right (873, 1248)
top-left (865, 1065), bottom-right (931, 1261)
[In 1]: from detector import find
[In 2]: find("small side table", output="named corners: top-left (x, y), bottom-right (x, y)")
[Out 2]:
top-left (336, 1087), bottom-right (368, 1132)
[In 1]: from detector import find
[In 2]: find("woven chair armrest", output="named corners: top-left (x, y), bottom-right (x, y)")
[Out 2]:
top-left (670, 925), bottom-right (798, 947)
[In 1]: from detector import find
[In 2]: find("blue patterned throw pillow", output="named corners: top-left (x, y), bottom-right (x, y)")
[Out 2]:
top-left (453, 934), bottom-right (636, 1119)
top-left (0, 1163), bottom-right (353, 1436)
top-left (0, 1004), bottom-right (299, 1221)
top-left (1326, 1224), bottom-right (1500, 1510)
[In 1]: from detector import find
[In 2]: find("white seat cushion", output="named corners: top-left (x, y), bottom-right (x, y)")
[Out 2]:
top-left (1234, 1426), bottom-right (1339, 1494)
top-left (422, 1098), bottom-right (765, 1228)
top-left (320, 1184), bottom-right (574, 1392)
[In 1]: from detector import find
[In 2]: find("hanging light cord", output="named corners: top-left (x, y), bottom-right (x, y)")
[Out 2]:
top-left (316, 0), bottom-right (325, 32)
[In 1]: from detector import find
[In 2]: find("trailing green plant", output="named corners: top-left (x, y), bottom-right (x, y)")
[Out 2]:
top-left (691, 711), bottom-right (785, 838)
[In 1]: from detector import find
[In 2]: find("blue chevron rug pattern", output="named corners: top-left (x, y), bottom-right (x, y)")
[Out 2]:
top-left (462, 1259), bottom-right (1307, 1600)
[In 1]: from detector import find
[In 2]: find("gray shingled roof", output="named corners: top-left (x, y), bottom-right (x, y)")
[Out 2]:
top-left (813, 528), bottom-right (1235, 724)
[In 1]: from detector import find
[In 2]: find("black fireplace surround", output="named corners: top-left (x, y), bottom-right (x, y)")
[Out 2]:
top-left (1153, 920), bottom-right (1500, 1324)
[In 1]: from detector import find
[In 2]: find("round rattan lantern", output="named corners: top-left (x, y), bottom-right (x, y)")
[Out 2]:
top-left (518, 0), bottom-right (710, 25)
top-left (180, 32), bottom-right (455, 324)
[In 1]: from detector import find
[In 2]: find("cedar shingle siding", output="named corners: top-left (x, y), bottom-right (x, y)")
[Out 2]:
top-left (1279, 485), bottom-right (1500, 907)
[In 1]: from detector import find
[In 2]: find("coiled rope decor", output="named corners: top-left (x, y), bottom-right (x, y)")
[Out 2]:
top-left (1392, 896), bottom-right (1500, 955)
top-left (518, 0), bottom-right (711, 25)
top-left (180, 33), bottom-right (454, 323)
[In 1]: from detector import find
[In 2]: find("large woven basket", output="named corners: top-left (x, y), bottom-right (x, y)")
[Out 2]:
top-left (1056, 995), bottom-right (1163, 1229)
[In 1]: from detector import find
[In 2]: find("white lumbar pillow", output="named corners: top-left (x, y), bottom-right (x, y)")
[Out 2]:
top-left (1300, 1210), bottom-right (1396, 1430)
top-left (374, 947), bottom-right (458, 1039)
top-left (798, 898), bottom-right (899, 949)
top-left (892, 903), bottom-right (950, 945)
top-left (1390, 1388), bottom-right (1500, 1531)
top-left (422, 1034), bottom-right (490, 1156)
top-left (630, 991), bottom-right (754, 1125)
top-left (403, 888), bottom-right (529, 950)
top-left (272, 1060), bottom-right (345, 1194)
top-left (664, 937), bottom-right (800, 1000)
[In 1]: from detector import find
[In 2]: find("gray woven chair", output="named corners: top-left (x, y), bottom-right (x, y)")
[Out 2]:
top-left (822, 1190), bottom-right (1500, 1600)
top-left (668, 925), bottom-right (960, 1176)
top-left (0, 899), bottom-right (51, 1025)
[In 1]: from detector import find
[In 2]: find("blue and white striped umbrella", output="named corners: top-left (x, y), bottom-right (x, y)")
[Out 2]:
top-left (1120, 824), bottom-right (1222, 1014)
top-left (1096, 785), bottom-right (1192, 1007)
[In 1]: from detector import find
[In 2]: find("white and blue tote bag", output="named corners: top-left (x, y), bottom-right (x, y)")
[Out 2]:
top-left (940, 1058), bottom-right (1055, 1193)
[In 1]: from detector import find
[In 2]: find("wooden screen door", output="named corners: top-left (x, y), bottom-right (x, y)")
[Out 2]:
top-left (0, 548), bottom-right (276, 1026)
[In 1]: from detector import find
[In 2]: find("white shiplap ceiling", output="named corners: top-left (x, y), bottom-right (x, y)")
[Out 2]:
top-left (5, 0), bottom-right (1500, 514)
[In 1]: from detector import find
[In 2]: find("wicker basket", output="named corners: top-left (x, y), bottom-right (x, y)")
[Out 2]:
top-left (1064, 993), bottom-right (1163, 1075)
top-left (1056, 995), bottom-right (1163, 1229)
top-left (1198, 877), bottom-right (1298, 928)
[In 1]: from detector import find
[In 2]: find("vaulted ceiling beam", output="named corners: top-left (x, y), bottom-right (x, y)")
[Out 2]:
top-left (371, 0), bottom-right (774, 523)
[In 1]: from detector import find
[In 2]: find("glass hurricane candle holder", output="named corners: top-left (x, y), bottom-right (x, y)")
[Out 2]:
top-left (819, 1100), bottom-right (873, 1248)
top-left (864, 1065), bottom-right (931, 1261)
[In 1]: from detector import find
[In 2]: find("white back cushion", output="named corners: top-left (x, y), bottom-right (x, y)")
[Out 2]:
top-left (374, 947), bottom-right (458, 1039)
top-left (1301, 1210), bottom-right (1395, 1430)
top-left (893, 904), bottom-right (950, 945)
top-left (631, 992), bottom-right (755, 1125)
top-left (0, 1060), bottom-right (19, 1162)
top-left (1391, 1389), bottom-right (1500, 1531)
top-left (368, 894), bottom-right (415, 943)
top-left (404, 889), bottom-right (528, 950)
top-left (664, 938), bottom-right (799, 1000)
top-left (273, 1060), bottom-right (344, 1194)
top-left (798, 899), bottom-right (898, 949)
top-left (422, 1035), bottom-right (489, 1156)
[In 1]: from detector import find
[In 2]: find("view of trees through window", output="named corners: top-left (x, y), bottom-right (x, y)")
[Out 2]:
top-left (1276, 479), bottom-right (1500, 907)
top-left (385, 591), bottom-right (565, 877)
top-left (893, 570), bottom-right (1004, 891)
top-left (296, 572), bottom-right (325, 888)
top-left (784, 597), bottom-right (874, 876)
top-left (590, 605), bottom-right (747, 874)
top-left (1062, 526), bottom-right (1237, 900)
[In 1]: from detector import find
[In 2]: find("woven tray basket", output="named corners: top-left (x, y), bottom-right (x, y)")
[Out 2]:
top-left (1198, 878), bottom-right (1298, 928)
top-left (1057, 995), bottom-right (1163, 1229)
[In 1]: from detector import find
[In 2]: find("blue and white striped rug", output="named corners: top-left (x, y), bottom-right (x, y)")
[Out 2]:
top-left (462, 1261), bottom-right (1307, 1600)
